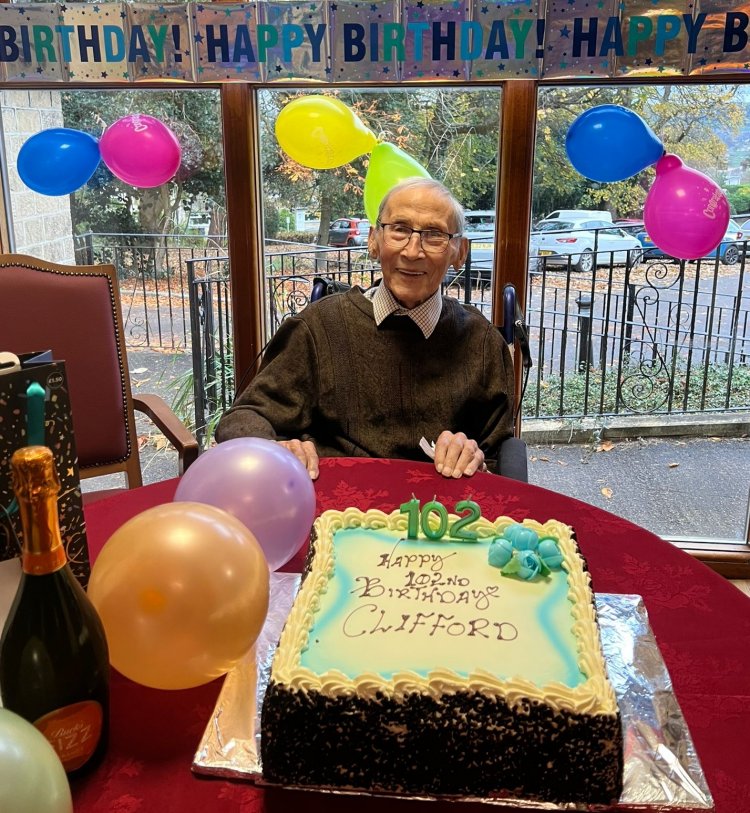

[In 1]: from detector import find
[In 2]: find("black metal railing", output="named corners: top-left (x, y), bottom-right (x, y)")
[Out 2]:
top-left (185, 256), bottom-right (232, 448)
top-left (185, 249), bottom-right (748, 439)
top-left (263, 244), bottom-right (381, 331)
top-left (74, 231), bottom-right (229, 349)
top-left (74, 232), bottom-right (750, 442)
top-left (525, 254), bottom-right (750, 418)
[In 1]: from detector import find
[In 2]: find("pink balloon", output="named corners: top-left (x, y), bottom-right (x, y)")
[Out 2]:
top-left (643, 154), bottom-right (729, 260)
top-left (173, 438), bottom-right (316, 571)
top-left (99, 114), bottom-right (181, 188)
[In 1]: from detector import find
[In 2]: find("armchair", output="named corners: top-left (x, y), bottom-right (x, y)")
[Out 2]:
top-left (0, 254), bottom-right (198, 499)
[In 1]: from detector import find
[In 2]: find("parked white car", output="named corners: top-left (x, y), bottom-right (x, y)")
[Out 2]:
top-left (530, 217), bottom-right (643, 273)
top-left (541, 209), bottom-right (613, 223)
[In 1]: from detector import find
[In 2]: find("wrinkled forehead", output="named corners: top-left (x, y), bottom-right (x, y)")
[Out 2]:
top-left (381, 187), bottom-right (458, 230)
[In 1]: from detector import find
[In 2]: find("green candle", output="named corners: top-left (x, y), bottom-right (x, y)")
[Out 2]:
top-left (399, 497), bottom-right (420, 538)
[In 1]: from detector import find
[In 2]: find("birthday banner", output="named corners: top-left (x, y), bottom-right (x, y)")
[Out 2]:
top-left (2, 0), bottom-right (750, 84)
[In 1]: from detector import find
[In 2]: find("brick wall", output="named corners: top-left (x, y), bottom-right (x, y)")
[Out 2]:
top-left (1, 89), bottom-right (75, 263)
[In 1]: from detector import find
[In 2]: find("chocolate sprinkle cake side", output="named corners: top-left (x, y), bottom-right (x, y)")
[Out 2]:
top-left (261, 681), bottom-right (623, 803)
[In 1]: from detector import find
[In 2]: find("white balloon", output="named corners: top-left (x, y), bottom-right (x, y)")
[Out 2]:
top-left (0, 708), bottom-right (73, 813)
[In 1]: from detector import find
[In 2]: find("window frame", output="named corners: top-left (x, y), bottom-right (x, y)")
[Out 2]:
top-left (1, 77), bottom-right (747, 574)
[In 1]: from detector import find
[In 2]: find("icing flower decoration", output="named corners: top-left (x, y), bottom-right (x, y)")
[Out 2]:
top-left (488, 525), bottom-right (564, 581)
top-left (488, 537), bottom-right (514, 568)
top-left (517, 550), bottom-right (543, 580)
top-left (538, 537), bottom-right (564, 570)
top-left (502, 523), bottom-right (539, 551)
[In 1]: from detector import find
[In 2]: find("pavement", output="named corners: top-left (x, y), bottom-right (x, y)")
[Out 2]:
top-left (527, 434), bottom-right (749, 540)
top-left (81, 347), bottom-right (750, 544)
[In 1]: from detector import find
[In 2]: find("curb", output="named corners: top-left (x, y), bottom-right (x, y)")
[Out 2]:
top-left (521, 412), bottom-right (750, 445)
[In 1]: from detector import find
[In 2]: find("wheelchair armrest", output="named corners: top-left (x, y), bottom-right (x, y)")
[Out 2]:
top-left (497, 436), bottom-right (528, 482)
top-left (132, 393), bottom-right (200, 474)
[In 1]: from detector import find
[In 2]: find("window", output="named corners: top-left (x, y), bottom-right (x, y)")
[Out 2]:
top-left (259, 87), bottom-right (503, 325)
top-left (532, 83), bottom-right (750, 560)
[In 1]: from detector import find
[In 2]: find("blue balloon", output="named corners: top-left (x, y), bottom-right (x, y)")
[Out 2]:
top-left (566, 105), bottom-right (664, 183)
top-left (17, 128), bottom-right (101, 196)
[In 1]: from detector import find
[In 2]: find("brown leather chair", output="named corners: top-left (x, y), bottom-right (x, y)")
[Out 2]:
top-left (0, 254), bottom-right (198, 499)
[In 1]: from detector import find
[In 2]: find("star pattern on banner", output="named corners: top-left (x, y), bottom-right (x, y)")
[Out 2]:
top-left (0, 0), bottom-right (739, 84)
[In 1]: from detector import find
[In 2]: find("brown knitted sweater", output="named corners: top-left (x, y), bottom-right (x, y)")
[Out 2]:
top-left (216, 287), bottom-right (515, 464)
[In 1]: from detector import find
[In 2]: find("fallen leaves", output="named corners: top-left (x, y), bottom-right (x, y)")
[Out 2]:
top-left (596, 441), bottom-right (615, 452)
top-left (137, 432), bottom-right (169, 451)
top-left (529, 455), bottom-right (568, 466)
top-left (153, 434), bottom-right (170, 451)
top-left (601, 487), bottom-right (613, 499)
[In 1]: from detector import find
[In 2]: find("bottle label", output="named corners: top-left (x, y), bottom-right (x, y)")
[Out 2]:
top-left (34, 700), bottom-right (103, 772)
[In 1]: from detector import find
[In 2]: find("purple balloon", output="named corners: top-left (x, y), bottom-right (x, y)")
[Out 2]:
top-left (173, 438), bottom-right (316, 571)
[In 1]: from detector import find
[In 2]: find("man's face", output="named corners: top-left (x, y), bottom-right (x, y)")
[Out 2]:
top-left (368, 185), bottom-right (469, 310)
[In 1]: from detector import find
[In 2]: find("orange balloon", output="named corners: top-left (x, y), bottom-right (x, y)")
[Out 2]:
top-left (87, 503), bottom-right (269, 690)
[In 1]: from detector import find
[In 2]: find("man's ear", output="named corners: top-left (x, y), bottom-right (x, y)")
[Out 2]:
top-left (368, 227), bottom-right (379, 259)
top-left (452, 236), bottom-right (469, 270)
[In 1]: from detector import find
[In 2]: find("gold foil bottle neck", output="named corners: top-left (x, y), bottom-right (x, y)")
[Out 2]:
top-left (11, 446), bottom-right (61, 502)
top-left (11, 446), bottom-right (66, 574)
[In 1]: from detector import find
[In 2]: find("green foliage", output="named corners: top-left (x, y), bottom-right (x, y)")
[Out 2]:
top-left (170, 337), bottom-right (234, 448)
top-left (262, 87), bottom-right (505, 234)
top-left (533, 85), bottom-right (745, 221)
top-left (273, 231), bottom-right (318, 244)
top-left (62, 85), bottom-right (747, 245)
top-left (62, 89), bottom-right (225, 236)
top-left (264, 204), bottom-right (282, 238)
top-left (725, 185), bottom-right (750, 215)
top-left (533, 362), bottom-right (750, 418)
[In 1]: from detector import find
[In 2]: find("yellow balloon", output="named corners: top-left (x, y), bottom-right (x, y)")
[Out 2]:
top-left (275, 95), bottom-right (378, 169)
top-left (87, 503), bottom-right (270, 690)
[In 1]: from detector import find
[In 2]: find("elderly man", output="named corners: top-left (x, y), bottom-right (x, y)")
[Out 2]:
top-left (216, 178), bottom-right (515, 479)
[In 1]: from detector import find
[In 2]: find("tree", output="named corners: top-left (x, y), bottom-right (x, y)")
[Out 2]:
top-left (263, 87), bottom-right (505, 243)
top-left (725, 185), bottom-right (750, 214)
top-left (62, 89), bottom-right (225, 239)
top-left (533, 85), bottom-right (745, 221)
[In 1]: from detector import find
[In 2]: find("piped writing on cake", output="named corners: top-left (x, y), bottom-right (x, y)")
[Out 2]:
top-left (301, 525), bottom-right (572, 680)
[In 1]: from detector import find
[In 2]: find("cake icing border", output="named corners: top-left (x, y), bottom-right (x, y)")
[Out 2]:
top-left (271, 507), bottom-right (618, 716)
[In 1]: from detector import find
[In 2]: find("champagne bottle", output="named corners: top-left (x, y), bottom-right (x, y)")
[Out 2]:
top-left (0, 446), bottom-right (109, 777)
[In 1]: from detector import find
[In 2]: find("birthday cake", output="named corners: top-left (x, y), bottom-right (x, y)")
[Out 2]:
top-left (261, 502), bottom-right (623, 804)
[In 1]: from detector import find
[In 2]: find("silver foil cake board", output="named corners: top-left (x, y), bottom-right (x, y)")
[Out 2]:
top-left (193, 573), bottom-right (713, 811)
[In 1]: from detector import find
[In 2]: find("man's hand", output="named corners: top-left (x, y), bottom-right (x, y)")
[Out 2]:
top-left (433, 431), bottom-right (486, 478)
top-left (277, 439), bottom-right (319, 480)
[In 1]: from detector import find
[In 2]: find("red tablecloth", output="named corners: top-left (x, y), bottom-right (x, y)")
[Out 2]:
top-left (74, 458), bottom-right (750, 813)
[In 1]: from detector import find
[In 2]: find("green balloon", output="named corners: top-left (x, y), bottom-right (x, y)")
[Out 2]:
top-left (0, 709), bottom-right (72, 813)
top-left (364, 142), bottom-right (431, 223)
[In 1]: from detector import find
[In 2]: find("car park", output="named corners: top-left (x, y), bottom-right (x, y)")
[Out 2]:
top-left (530, 217), bottom-right (642, 273)
top-left (328, 217), bottom-right (370, 247)
top-left (636, 218), bottom-right (745, 265)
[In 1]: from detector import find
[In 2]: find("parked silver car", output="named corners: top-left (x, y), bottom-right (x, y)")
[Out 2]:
top-left (530, 217), bottom-right (643, 273)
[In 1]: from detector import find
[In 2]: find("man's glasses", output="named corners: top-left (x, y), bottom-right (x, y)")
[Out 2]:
top-left (377, 221), bottom-right (460, 254)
